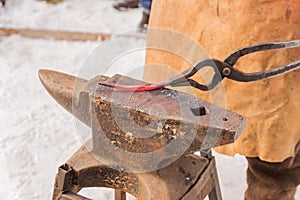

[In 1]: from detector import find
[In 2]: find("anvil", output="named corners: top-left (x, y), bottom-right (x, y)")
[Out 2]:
top-left (39, 69), bottom-right (245, 171)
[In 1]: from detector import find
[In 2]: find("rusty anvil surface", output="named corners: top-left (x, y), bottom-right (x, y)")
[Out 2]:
top-left (39, 70), bottom-right (245, 171)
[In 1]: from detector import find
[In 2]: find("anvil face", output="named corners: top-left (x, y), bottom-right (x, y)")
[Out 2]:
top-left (39, 69), bottom-right (246, 172)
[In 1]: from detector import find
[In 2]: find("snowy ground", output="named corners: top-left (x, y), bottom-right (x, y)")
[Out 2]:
top-left (0, 0), bottom-right (299, 200)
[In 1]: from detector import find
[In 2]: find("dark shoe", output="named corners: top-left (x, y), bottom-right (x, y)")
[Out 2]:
top-left (138, 11), bottom-right (150, 29)
top-left (113, 0), bottom-right (139, 10)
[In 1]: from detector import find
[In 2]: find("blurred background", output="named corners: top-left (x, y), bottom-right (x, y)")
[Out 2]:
top-left (0, 0), bottom-right (298, 199)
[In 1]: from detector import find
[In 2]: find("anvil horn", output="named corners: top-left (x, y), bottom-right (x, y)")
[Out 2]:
top-left (38, 69), bottom-right (91, 126)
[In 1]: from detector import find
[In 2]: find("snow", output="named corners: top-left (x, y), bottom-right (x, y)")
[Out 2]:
top-left (0, 0), bottom-right (299, 200)
top-left (0, 0), bottom-right (142, 33)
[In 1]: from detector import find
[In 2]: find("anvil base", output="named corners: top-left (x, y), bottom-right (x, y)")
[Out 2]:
top-left (52, 140), bottom-right (222, 200)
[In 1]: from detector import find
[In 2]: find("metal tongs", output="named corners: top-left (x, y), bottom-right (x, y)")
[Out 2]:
top-left (100, 40), bottom-right (300, 91)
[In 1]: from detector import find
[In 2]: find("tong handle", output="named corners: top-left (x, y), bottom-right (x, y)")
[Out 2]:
top-left (225, 40), bottom-right (300, 66)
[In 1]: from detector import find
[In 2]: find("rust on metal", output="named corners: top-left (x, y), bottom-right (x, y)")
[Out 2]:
top-left (181, 156), bottom-right (221, 200)
top-left (91, 74), bottom-right (245, 154)
top-left (39, 70), bottom-right (246, 154)
top-left (39, 69), bottom-right (91, 126)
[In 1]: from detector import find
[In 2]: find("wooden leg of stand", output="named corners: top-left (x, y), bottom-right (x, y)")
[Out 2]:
top-left (115, 190), bottom-right (126, 200)
top-left (208, 169), bottom-right (222, 200)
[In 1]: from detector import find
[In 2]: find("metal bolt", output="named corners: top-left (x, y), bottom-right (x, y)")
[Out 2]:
top-left (222, 67), bottom-right (231, 76)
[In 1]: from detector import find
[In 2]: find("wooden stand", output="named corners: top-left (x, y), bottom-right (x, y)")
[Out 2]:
top-left (52, 141), bottom-right (222, 200)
